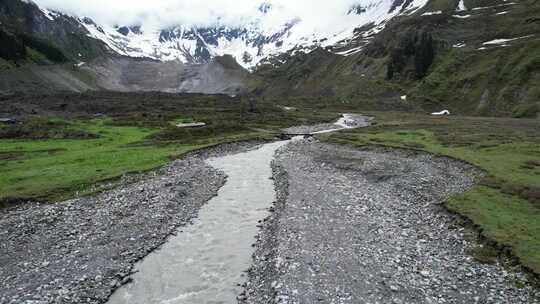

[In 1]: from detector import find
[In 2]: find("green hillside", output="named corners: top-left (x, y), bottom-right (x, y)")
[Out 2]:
top-left (253, 0), bottom-right (540, 118)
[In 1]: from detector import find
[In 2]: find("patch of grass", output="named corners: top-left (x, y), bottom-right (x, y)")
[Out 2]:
top-left (471, 243), bottom-right (500, 265)
top-left (0, 151), bottom-right (23, 161)
top-left (25, 47), bottom-right (50, 65)
top-left (0, 93), bottom-right (341, 204)
top-left (522, 160), bottom-right (540, 170)
top-left (0, 117), bottom-right (97, 139)
top-left (0, 57), bottom-right (13, 70)
top-left (0, 119), bottom-right (206, 203)
top-left (449, 186), bottom-right (540, 272)
top-left (513, 103), bottom-right (539, 119)
top-left (156, 120), bottom-right (251, 144)
top-left (321, 112), bottom-right (540, 273)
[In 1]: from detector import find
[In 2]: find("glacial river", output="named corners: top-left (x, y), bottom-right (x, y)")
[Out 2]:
top-left (107, 140), bottom-right (290, 304)
top-left (107, 115), bottom-right (367, 304)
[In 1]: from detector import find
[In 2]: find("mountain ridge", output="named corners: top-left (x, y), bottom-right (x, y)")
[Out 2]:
top-left (74, 0), bottom-right (428, 69)
top-left (251, 0), bottom-right (540, 117)
top-left (0, 0), bottom-right (251, 95)
top-left (0, 0), bottom-right (538, 118)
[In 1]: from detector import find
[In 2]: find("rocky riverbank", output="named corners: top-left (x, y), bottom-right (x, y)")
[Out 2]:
top-left (0, 141), bottom-right (262, 304)
top-left (243, 139), bottom-right (539, 303)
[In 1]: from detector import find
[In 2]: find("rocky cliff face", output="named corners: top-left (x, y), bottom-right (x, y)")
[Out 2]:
top-left (0, 55), bottom-right (249, 95)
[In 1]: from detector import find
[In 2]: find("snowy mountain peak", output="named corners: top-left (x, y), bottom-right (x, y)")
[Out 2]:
top-left (65, 0), bottom-right (428, 69)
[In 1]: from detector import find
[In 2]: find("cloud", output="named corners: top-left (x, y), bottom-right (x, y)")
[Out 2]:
top-left (33, 0), bottom-right (360, 29)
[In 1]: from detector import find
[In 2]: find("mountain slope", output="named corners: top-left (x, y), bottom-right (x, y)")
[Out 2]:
top-left (0, 0), bottom-right (109, 63)
top-left (0, 0), bottom-right (108, 94)
top-left (0, 0), bottom-right (249, 95)
top-left (78, 0), bottom-right (429, 69)
top-left (0, 0), bottom-right (433, 95)
top-left (82, 55), bottom-right (249, 95)
top-left (253, 0), bottom-right (540, 117)
top-left (2, 0), bottom-right (537, 117)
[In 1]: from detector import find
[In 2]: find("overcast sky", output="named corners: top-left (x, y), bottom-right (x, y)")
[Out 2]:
top-left (33, 0), bottom-right (361, 29)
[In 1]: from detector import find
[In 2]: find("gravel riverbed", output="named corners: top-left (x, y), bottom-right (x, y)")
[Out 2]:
top-left (0, 141), bottom-right (261, 304)
top-left (243, 139), bottom-right (540, 304)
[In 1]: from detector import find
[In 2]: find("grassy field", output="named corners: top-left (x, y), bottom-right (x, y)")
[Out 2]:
top-left (0, 119), bottom-right (206, 203)
top-left (320, 112), bottom-right (540, 274)
top-left (0, 92), bottom-right (338, 205)
top-left (0, 116), bottom-right (294, 204)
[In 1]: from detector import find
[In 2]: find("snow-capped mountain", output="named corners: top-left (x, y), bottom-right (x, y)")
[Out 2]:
top-left (73, 0), bottom-right (428, 69)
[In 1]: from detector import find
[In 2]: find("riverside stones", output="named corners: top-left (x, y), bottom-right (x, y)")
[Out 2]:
top-left (243, 140), bottom-right (539, 304)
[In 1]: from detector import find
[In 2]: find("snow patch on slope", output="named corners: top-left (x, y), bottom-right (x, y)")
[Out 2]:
top-left (422, 11), bottom-right (442, 16)
top-left (47, 0), bottom-right (429, 68)
top-left (482, 35), bottom-right (534, 45)
top-left (456, 0), bottom-right (467, 11)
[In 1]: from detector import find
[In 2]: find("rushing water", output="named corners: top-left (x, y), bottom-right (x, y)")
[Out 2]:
top-left (107, 140), bottom-right (289, 304)
top-left (107, 115), bottom-right (367, 304)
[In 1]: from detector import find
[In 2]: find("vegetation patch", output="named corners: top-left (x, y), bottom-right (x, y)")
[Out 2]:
top-left (0, 92), bottom-right (340, 204)
top-left (513, 103), bottom-right (539, 119)
top-left (449, 187), bottom-right (540, 273)
top-left (321, 112), bottom-right (540, 273)
top-left (0, 119), bottom-right (204, 203)
top-left (0, 151), bottom-right (23, 161)
top-left (0, 29), bottom-right (68, 64)
top-left (171, 117), bottom-right (196, 125)
top-left (0, 117), bottom-right (98, 140)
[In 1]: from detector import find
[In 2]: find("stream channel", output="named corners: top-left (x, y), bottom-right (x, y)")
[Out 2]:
top-left (107, 115), bottom-right (364, 304)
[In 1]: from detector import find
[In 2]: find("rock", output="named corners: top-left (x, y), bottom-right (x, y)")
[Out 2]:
top-left (420, 270), bottom-right (430, 277)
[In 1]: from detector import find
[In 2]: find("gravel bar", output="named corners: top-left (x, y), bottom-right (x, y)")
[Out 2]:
top-left (282, 114), bottom-right (372, 135)
top-left (243, 139), bottom-right (540, 304)
top-left (0, 141), bottom-right (262, 304)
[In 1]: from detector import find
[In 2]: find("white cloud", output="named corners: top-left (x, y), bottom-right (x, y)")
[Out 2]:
top-left (33, 0), bottom-right (361, 29)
